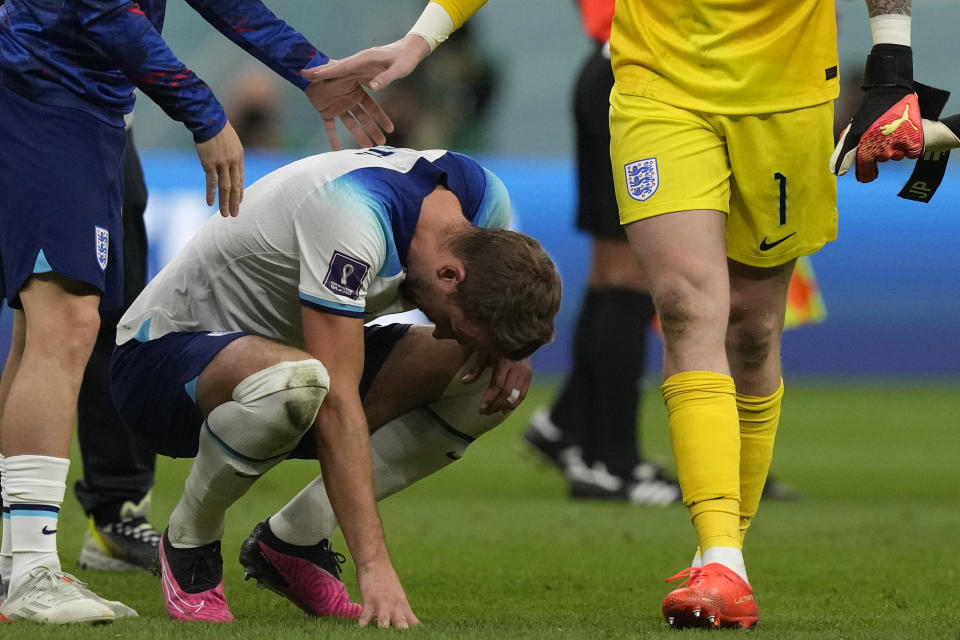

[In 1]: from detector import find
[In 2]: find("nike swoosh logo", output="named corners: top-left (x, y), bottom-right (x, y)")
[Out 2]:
top-left (759, 232), bottom-right (796, 251)
top-left (41, 525), bottom-right (57, 535)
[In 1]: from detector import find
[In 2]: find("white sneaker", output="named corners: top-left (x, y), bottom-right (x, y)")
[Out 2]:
top-left (625, 478), bottom-right (681, 505)
top-left (0, 566), bottom-right (117, 624)
top-left (71, 573), bottom-right (138, 619)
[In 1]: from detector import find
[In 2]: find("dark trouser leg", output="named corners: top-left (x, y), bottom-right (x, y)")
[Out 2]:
top-left (74, 130), bottom-right (155, 524)
top-left (551, 288), bottom-right (655, 476)
top-left (549, 290), bottom-right (602, 465)
top-left (589, 289), bottom-right (655, 478)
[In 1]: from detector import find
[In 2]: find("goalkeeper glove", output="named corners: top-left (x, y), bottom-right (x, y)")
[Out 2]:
top-left (830, 44), bottom-right (923, 182)
top-left (922, 114), bottom-right (960, 152)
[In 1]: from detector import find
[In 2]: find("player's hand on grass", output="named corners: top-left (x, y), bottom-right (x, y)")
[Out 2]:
top-left (302, 34), bottom-right (432, 92)
top-left (356, 561), bottom-right (419, 628)
top-left (831, 44), bottom-right (923, 183)
top-left (921, 114), bottom-right (960, 151)
top-left (195, 121), bottom-right (244, 217)
top-left (461, 351), bottom-right (533, 415)
top-left (303, 71), bottom-right (394, 151)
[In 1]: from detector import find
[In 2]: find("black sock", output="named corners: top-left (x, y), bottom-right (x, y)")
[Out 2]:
top-left (585, 289), bottom-right (656, 478)
top-left (550, 290), bottom-right (602, 457)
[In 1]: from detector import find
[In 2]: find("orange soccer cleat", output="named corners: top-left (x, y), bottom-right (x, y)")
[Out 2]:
top-left (661, 563), bottom-right (759, 630)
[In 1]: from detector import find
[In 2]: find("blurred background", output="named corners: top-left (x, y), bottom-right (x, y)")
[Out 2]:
top-left (4, 0), bottom-right (958, 378)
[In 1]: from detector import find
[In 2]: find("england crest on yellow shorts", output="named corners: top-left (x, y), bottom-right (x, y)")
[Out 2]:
top-left (624, 158), bottom-right (658, 202)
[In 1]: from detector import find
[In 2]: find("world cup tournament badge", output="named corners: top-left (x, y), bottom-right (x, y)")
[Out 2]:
top-left (323, 250), bottom-right (369, 300)
top-left (95, 226), bottom-right (109, 271)
top-left (624, 158), bottom-right (659, 202)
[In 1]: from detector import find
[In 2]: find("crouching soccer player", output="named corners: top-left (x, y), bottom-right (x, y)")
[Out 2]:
top-left (109, 146), bottom-right (562, 626)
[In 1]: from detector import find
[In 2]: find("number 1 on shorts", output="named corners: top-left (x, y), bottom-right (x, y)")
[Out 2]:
top-left (773, 172), bottom-right (787, 226)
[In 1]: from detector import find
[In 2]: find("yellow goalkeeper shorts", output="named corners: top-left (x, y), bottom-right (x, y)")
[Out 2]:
top-left (609, 90), bottom-right (838, 267)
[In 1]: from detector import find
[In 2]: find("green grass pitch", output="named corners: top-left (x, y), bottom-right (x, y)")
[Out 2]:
top-left (17, 381), bottom-right (960, 638)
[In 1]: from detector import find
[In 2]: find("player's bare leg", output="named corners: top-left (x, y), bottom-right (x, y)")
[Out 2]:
top-left (0, 274), bottom-right (121, 623)
top-left (526, 238), bottom-right (678, 503)
top-left (157, 336), bottom-right (328, 623)
top-left (626, 211), bottom-right (756, 629)
top-left (625, 210), bottom-right (731, 376)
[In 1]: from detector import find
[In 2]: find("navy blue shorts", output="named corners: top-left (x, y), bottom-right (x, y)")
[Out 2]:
top-left (0, 84), bottom-right (125, 309)
top-left (110, 323), bottom-right (412, 459)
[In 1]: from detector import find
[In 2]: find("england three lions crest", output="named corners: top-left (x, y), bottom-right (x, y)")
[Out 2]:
top-left (624, 158), bottom-right (659, 202)
top-left (95, 226), bottom-right (109, 271)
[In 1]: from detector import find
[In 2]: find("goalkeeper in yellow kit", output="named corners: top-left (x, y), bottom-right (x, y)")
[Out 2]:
top-left (289, 0), bottom-right (958, 630)
top-left (608, 0), bottom-right (929, 629)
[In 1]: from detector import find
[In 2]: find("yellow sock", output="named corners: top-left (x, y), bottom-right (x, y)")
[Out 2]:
top-left (662, 371), bottom-right (741, 552)
top-left (736, 379), bottom-right (784, 545)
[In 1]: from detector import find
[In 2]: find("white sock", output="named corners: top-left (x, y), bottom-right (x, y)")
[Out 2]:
top-left (169, 361), bottom-right (327, 548)
top-left (270, 477), bottom-right (336, 546)
top-left (168, 418), bottom-right (259, 548)
top-left (271, 409), bottom-right (470, 545)
top-left (702, 546), bottom-right (748, 584)
top-left (0, 454), bottom-right (11, 588)
top-left (691, 549), bottom-right (703, 568)
top-left (271, 359), bottom-right (505, 546)
top-left (4, 455), bottom-right (70, 593)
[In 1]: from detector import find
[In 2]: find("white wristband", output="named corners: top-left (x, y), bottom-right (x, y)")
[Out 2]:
top-left (870, 14), bottom-right (911, 47)
top-left (408, 2), bottom-right (456, 53)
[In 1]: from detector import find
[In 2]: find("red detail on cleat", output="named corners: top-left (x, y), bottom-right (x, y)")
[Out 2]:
top-left (0, 613), bottom-right (10, 623)
top-left (258, 542), bottom-right (361, 618)
top-left (661, 563), bottom-right (758, 630)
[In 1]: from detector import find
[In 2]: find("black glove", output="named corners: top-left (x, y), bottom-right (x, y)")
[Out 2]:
top-left (831, 44), bottom-right (923, 183)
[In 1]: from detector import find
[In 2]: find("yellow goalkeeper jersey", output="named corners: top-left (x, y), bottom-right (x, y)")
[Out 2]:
top-left (610, 0), bottom-right (839, 114)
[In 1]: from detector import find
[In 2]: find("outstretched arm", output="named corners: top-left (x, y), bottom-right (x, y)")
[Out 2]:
top-left (301, 307), bottom-right (418, 628)
top-left (303, 0), bottom-right (487, 92)
top-left (76, 0), bottom-right (243, 215)
top-left (186, 0), bottom-right (392, 149)
top-left (831, 0), bottom-right (917, 182)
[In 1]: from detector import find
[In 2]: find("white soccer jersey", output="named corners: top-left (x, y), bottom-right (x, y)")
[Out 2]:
top-left (116, 147), bottom-right (511, 349)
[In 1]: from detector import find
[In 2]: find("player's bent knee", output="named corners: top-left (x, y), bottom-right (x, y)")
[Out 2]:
top-left (31, 303), bottom-right (101, 369)
top-left (654, 282), bottom-right (726, 342)
top-left (730, 340), bottom-right (774, 374)
top-left (727, 319), bottom-right (780, 371)
top-left (237, 358), bottom-right (330, 427)
top-left (225, 358), bottom-right (330, 458)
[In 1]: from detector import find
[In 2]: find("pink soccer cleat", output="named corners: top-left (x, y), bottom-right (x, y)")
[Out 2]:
top-left (239, 519), bottom-right (361, 618)
top-left (158, 531), bottom-right (234, 623)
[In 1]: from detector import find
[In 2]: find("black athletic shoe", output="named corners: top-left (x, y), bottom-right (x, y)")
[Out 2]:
top-left (77, 516), bottom-right (161, 573)
top-left (239, 520), bottom-right (360, 618)
top-left (523, 407), bottom-right (582, 472)
top-left (570, 461), bottom-right (681, 506)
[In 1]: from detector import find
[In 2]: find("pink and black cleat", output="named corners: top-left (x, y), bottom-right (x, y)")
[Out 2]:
top-left (239, 519), bottom-right (361, 618)
top-left (158, 531), bottom-right (235, 623)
